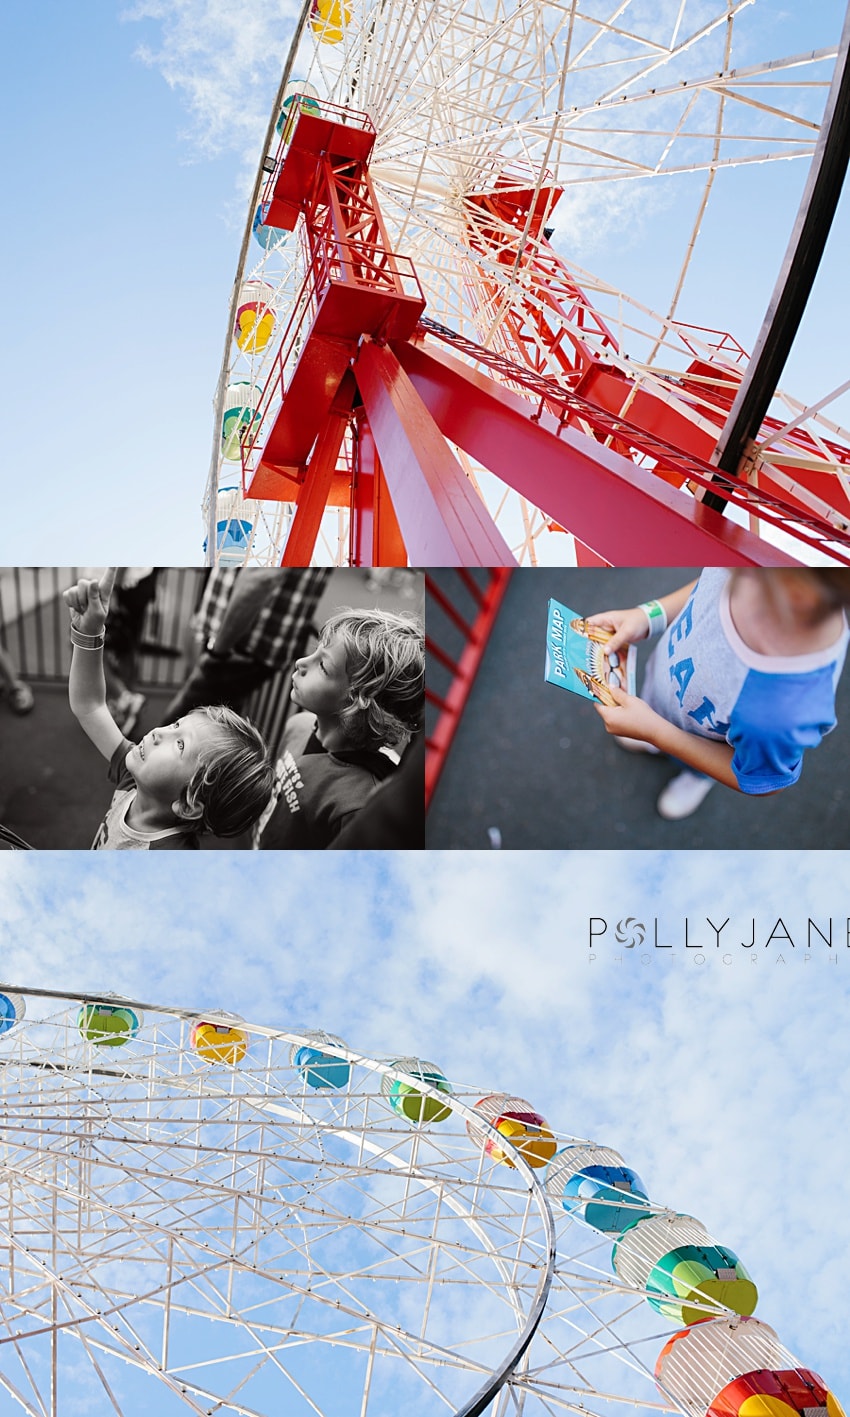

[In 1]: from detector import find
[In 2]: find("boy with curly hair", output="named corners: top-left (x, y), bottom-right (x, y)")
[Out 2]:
top-left (254, 607), bottom-right (424, 849)
top-left (64, 570), bottom-right (275, 849)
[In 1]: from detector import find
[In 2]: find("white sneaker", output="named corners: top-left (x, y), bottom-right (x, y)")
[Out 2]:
top-left (657, 770), bottom-right (715, 819)
top-left (614, 735), bottom-right (660, 755)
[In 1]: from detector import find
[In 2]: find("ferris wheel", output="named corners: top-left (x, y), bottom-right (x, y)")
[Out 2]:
top-left (203, 0), bottom-right (850, 568)
top-left (0, 985), bottom-right (843, 1417)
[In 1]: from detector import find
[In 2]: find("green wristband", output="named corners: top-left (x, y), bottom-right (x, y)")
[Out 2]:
top-left (639, 600), bottom-right (667, 637)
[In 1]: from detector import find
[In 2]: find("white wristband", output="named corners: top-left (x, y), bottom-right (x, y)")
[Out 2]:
top-left (639, 600), bottom-right (667, 637)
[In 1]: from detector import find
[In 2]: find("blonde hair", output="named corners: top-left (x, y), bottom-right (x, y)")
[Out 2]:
top-left (178, 705), bottom-right (275, 837)
top-left (320, 609), bottom-right (424, 750)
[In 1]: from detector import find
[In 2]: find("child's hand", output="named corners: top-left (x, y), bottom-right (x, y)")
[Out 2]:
top-left (63, 568), bottom-right (116, 636)
top-left (584, 607), bottom-right (649, 655)
top-left (593, 683), bottom-right (663, 745)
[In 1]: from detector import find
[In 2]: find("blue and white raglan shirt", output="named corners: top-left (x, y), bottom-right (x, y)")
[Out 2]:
top-left (641, 569), bottom-right (849, 794)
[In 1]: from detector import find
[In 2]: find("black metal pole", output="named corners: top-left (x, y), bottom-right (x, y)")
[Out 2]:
top-left (706, 3), bottom-right (850, 512)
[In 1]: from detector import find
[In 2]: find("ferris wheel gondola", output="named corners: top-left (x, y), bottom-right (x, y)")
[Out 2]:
top-left (0, 985), bottom-right (843, 1417)
top-left (204, 1), bottom-right (850, 567)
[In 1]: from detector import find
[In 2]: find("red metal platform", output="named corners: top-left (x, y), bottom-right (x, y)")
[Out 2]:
top-left (265, 105), bottom-right (377, 231)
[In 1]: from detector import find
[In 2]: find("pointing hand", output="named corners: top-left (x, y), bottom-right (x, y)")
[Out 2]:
top-left (62, 568), bottom-right (117, 636)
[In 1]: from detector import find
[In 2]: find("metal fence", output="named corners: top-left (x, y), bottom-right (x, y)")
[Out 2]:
top-left (0, 569), bottom-right (303, 758)
top-left (425, 569), bottom-right (512, 806)
top-left (0, 569), bottom-right (205, 688)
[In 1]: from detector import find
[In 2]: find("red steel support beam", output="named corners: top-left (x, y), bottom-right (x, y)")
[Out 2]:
top-left (281, 375), bottom-right (355, 565)
top-left (349, 415), bottom-right (407, 565)
top-left (396, 339), bottom-right (800, 567)
top-left (373, 464), bottom-right (407, 566)
top-left (350, 411), bottom-right (377, 567)
top-left (465, 186), bottom-right (620, 386)
top-left (353, 337), bottom-right (516, 566)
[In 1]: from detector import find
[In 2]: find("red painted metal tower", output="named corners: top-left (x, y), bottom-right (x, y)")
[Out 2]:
top-left (230, 96), bottom-right (850, 569)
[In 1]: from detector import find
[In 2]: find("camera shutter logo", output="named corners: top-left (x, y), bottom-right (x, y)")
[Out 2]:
top-left (615, 918), bottom-right (645, 949)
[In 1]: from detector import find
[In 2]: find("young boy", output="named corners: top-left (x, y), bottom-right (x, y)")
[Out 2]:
top-left (65, 570), bottom-right (275, 849)
top-left (254, 608), bottom-right (424, 849)
top-left (587, 568), bottom-right (850, 819)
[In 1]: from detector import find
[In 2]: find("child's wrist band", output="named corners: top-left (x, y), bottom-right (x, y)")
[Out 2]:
top-left (70, 630), bottom-right (105, 649)
top-left (639, 600), bottom-right (667, 637)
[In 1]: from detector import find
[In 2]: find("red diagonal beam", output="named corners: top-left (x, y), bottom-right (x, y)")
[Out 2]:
top-left (396, 339), bottom-right (799, 567)
top-left (466, 191), bottom-right (620, 383)
top-left (352, 338), bottom-right (516, 566)
top-left (281, 374), bottom-right (356, 565)
top-left (416, 317), bottom-right (850, 558)
top-left (349, 412), bottom-right (408, 566)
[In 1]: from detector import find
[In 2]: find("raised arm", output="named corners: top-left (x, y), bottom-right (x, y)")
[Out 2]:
top-left (63, 568), bottom-right (124, 761)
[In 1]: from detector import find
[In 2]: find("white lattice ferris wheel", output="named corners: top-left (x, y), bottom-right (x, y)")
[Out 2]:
top-left (1, 987), bottom-right (842, 1417)
top-left (205, 0), bottom-right (850, 567)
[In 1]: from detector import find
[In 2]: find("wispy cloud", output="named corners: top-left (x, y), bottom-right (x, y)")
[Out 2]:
top-left (0, 851), bottom-right (847, 1400)
top-left (123, 0), bottom-right (300, 164)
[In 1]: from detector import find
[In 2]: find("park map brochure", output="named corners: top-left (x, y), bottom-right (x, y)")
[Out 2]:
top-left (544, 598), bottom-right (636, 706)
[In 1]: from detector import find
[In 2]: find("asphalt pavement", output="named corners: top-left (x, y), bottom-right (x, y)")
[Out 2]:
top-left (426, 568), bottom-right (850, 850)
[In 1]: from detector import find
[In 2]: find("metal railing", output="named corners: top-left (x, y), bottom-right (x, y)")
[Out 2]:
top-left (417, 318), bottom-right (850, 561)
top-left (239, 216), bottom-right (425, 488)
top-left (425, 569), bottom-right (513, 807)
top-left (0, 569), bottom-right (204, 689)
top-left (239, 262), bottom-right (318, 486)
top-left (260, 98), bottom-right (377, 207)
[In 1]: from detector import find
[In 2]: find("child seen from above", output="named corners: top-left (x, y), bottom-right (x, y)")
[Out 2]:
top-left (587, 568), bottom-right (850, 820)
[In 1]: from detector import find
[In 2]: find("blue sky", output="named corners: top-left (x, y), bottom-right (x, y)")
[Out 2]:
top-left (1, 7), bottom-right (848, 1410)
top-left (0, 1), bottom-right (297, 565)
top-left (0, 850), bottom-right (848, 1409)
top-left (1, 2), bottom-right (849, 565)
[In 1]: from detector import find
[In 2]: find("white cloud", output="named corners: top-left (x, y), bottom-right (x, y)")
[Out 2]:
top-left (0, 850), bottom-right (847, 1403)
top-left (123, 0), bottom-right (300, 165)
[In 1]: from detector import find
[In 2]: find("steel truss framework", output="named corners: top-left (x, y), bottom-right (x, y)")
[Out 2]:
top-left (1, 984), bottom-right (817, 1417)
top-left (204, 1), bottom-right (850, 567)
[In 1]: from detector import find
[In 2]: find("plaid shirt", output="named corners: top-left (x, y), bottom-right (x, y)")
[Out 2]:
top-left (196, 569), bottom-right (330, 668)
